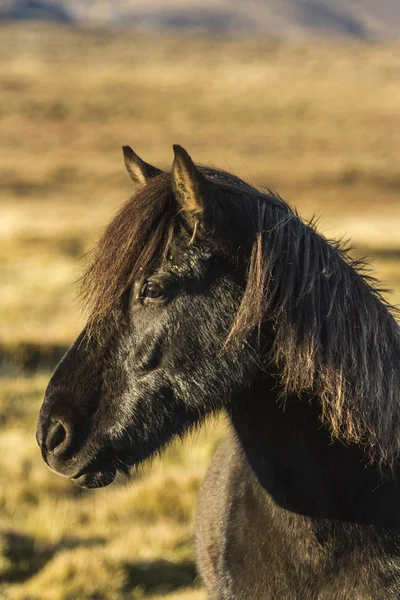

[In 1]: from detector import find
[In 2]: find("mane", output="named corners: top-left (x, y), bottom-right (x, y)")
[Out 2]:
top-left (82, 164), bottom-right (400, 465)
top-left (229, 193), bottom-right (400, 466)
top-left (81, 173), bottom-right (177, 327)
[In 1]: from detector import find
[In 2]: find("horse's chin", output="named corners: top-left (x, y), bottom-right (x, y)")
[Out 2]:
top-left (71, 466), bottom-right (116, 488)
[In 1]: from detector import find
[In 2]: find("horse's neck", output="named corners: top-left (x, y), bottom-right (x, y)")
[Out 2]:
top-left (229, 380), bottom-right (400, 528)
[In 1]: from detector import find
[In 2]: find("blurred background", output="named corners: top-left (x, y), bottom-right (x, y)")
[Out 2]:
top-left (1, 1), bottom-right (400, 598)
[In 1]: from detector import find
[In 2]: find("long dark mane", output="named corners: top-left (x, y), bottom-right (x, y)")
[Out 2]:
top-left (234, 196), bottom-right (400, 466)
top-left (82, 166), bottom-right (400, 465)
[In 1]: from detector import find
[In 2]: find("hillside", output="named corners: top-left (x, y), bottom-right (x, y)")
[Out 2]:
top-left (0, 0), bottom-right (400, 38)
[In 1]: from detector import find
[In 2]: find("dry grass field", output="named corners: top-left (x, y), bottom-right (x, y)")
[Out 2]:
top-left (1, 23), bottom-right (400, 599)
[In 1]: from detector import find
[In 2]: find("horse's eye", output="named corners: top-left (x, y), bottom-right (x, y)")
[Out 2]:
top-left (141, 282), bottom-right (164, 300)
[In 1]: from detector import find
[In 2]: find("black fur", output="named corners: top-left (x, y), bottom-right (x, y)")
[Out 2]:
top-left (37, 148), bottom-right (400, 599)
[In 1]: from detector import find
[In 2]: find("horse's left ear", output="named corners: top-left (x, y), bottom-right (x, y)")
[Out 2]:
top-left (122, 146), bottom-right (162, 191)
top-left (172, 145), bottom-right (210, 229)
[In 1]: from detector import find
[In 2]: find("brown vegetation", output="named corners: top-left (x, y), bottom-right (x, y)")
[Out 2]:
top-left (0, 23), bottom-right (399, 599)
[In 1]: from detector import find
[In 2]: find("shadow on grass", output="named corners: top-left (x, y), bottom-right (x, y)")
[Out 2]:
top-left (123, 559), bottom-right (198, 596)
top-left (0, 530), bottom-right (198, 596)
top-left (0, 343), bottom-right (68, 377)
top-left (357, 248), bottom-right (400, 261)
top-left (0, 530), bottom-right (106, 583)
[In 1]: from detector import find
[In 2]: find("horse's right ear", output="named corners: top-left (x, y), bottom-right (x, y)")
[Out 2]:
top-left (122, 146), bottom-right (162, 190)
top-left (172, 145), bottom-right (213, 233)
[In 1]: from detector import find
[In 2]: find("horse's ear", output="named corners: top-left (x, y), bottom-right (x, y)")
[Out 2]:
top-left (122, 146), bottom-right (162, 190)
top-left (172, 145), bottom-right (209, 228)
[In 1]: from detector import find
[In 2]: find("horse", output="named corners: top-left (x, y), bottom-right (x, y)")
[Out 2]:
top-left (37, 145), bottom-right (400, 599)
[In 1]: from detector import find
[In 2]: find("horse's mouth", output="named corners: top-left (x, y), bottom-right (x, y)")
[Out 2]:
top-left (69, 449), bottom-right (120, 488)
top-left (43, 444), bottom-right (120, 489)
top-left (71, 465), bottom-right (117, 488)
top-left (42, 438), bottom-right (135, 489)
top-left (69, 447), bottom-right (134, 488)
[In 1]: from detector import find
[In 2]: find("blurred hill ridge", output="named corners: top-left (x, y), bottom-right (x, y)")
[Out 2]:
top-left (0, 0), bottom-right (399, 39)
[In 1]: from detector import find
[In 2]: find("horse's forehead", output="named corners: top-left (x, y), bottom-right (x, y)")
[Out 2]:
top-left (164, 242), bottom-right (213, 278)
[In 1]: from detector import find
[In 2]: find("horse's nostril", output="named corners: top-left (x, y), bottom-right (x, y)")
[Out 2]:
top-left (46, 420), bottom-right (68, 454)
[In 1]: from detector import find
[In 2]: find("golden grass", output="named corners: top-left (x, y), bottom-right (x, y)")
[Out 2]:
top-left (0, 375), bottom-right (225, 598)
top-left (1, 23), bottom-right (400, 599)
top-left (1, 24), bottom-right (400, 344)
